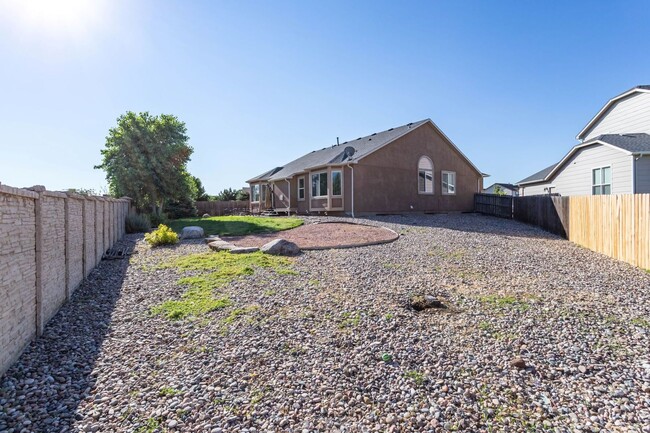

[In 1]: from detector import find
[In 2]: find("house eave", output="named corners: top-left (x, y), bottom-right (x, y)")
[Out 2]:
top-left (576, 87), bottom-right (650, 140)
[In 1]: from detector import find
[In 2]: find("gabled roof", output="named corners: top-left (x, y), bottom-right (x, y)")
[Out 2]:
top-left (485, 182), bottom-right (519, 191)
top-left (576, 85), bottom-right (650, 140)
top-left (517, 163), bottom-right (558, 185)
top-left (517, 133), bottom-right (650, 186)
top-left (247, 119), bottom-right (482, 183)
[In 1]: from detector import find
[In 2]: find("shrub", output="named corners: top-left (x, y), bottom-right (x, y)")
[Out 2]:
top-left (144, 224), bottom-right (179, 246)
top-left (125, 214), bottom-right (152, 233)
top-left (149, 212), bottom-right (168, 227)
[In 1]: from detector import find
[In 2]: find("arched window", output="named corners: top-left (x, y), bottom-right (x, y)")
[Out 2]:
top-left (418, 156), bottom-right (434, 194)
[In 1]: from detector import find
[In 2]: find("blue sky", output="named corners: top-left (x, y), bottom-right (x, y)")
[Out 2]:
top-left (1, 0), bottom-right (649, 194)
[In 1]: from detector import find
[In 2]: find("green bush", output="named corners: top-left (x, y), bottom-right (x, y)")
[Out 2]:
top-left (125, 214), bottom-right (152, 233)
top-left (149, 212), bottom-right (168, 227)
top-left (144, 224), bottom-right (179, 246)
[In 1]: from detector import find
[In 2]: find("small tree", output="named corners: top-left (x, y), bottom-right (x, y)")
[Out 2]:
top-left (236, 189), bottom-right (250, 201)
top-left (494, 185), bottom-right (507, 196)
top-left (191, 176), bottom-right (209, 201)
top-left (215, 188), bottom-right (238, 201)
top-left (95, 111), bottom-right (193, 217)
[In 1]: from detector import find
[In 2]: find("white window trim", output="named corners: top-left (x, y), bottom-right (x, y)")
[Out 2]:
top-left (591, 165), bottom-right (612, 195)
top-left (251, 184), bottom-right (261, 203)
top-left (417, 156), bottom-right (434, 195)
top-left (297, 176), bottom-right (306, 201)
top-left (331, 169), bottom-right (343, 197)
top-left (311, 171), bottom-right (328, 198)
top-left (442, 171), bottom-right (456, 195)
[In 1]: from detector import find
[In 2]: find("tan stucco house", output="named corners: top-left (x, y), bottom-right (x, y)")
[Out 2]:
top-left (247, 119), bottom-right (484, 216)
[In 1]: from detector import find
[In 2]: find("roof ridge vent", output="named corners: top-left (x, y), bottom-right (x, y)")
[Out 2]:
top-left (388, 128), bottom-right (393, 131)
top-left (371, 133), bottom-right (377, 136)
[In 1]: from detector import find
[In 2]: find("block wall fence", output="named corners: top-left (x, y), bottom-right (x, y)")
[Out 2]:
top-left (0, 184), bottom-right (132, 376)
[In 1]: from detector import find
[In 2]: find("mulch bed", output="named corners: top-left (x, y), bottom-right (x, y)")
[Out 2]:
top-left (222, 222), bottom-right (399, 250)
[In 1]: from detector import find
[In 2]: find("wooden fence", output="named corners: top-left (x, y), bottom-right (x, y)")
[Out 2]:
top-left (474, 194), bottom-right (513, 218)
top-left (474, 193), bottom-right (650, 269)
top-left (196, 200), bottom-right (250, 216)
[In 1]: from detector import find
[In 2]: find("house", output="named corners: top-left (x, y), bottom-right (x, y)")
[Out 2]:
top-left (483, 183), bottom-right (519, 196)
top-left (518, 85), bottom-right (650, 196)
top-left (247, 119), bottom-right (484, 216)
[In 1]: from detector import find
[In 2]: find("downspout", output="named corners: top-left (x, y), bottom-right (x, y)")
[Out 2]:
top-left (632, 154), bottom-right (637, 194)
top-left (347, 163), bottom-right (355, 219)
top-left (285, 178), bottom-right (291, 215)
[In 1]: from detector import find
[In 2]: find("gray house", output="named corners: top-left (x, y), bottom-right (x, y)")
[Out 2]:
top-left (518, 85), bottom-right (650, 196)
top-left (483, 183), bottom-right (519, 196)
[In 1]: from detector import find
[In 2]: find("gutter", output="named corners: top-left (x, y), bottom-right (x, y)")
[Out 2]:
top-left (285, 178), bottom-right (291, 215)
top-left (346, 163), bottom-right (355, 218)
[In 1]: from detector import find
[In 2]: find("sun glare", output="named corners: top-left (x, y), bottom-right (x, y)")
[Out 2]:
top-left (0, 0), bottom-right (108, 37)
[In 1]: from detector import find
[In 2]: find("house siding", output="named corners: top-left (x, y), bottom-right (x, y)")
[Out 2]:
top-left (636, 156), bottom-right (650, 193)
top-left (548, 144), bottom-right (632, 195)
top-left (583, 92), bottom-right (650, 141)
top-left (353, 123), bottom-right (481, 213)
top-left (520, 182), bottom-right (552, 196)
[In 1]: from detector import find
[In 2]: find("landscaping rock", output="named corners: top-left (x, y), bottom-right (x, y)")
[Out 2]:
top-left (229, 247), bottom-right (259, 254)
top-left (260, 239), bottom-right (300, 256)
top-left (510, 357), bottom-right (527, 369)
top-left (202, 213), bottom-right (211, 218)
top-left (208, 241), bottom-right (234, 251)
top-left (410, 294), bottom-right (446, 311)
top-left (205, 235), bottom-right (222, 244)
top-left (180, 226), bottom-right (205, 240)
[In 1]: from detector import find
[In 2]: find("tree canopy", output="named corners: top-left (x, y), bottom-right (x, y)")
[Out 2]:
top-left (95, 111), bottom-right (193, 214)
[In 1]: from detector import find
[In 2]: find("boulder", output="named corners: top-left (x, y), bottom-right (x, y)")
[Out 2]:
top-left (208, 241), bottom-right (235, 251)
top-left (202, 213), bottom-right (211, 218)
top-left (410, 294), bottom-right (446, 311)
top-left (260, 239), bottom-right (301, 256)
top-left (229, 247), bottom-right (260, 254)
top-left (180, 226), bottom-right (205, 240)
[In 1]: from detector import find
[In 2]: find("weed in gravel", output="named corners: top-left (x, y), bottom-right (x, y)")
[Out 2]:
top-left (385, 313), bottom-right (394, 320)
top-left (152, 252), bottom-right (293, 320)
top-left (631, 317), bottom-right (650, 328)
top-left (404, 370), bottom-right (426, 386)
top-left (159, 386), bottom-right (182, 397)
top-left (478, 321), bottom-right (493, 332)
top-left (339, 311), bottom-right (362, 329)
top-left (223, 305), bottom-right (260, 328)
top-left (428, 246), bottom-right (465, 260)
top-left (134, 417), bottom-right (161, 433)
top-left (479, 294), bottom-right (531, 311)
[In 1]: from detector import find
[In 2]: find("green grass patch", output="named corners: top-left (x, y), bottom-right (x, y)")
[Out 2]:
top-left (167, 215), bottom-right (303, 236)
top-left (223, 305), bottom-right (260, 326)
top-left (134, 417), bottom-right (161, 433)
top-left (151, 251), bottom-right (294, 320)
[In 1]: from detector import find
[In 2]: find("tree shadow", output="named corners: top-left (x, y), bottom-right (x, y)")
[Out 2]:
top-left (0, 236), bottom-right (137, 433)
top-left (360, 212), bottom-right (564, 240)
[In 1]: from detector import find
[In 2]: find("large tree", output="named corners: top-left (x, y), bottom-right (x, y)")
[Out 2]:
top-left (95, 112), bottom-right (193, 215)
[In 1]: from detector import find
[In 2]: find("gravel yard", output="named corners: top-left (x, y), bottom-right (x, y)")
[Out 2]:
top-left (1, 214), bottom-right (649, 433)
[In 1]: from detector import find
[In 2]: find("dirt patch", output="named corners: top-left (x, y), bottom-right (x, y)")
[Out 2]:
top-left (222, 222), bottom-right (398, 250)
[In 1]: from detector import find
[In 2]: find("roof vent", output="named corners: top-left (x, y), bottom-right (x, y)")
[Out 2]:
top-left (343, 146), bottom-right (356, 158)
top-left (371, 133), bottom-right (377, 136)
top-left (388, 128), bottom-right (393, 131)
top-left (368, 138), bottom-right (371, 141)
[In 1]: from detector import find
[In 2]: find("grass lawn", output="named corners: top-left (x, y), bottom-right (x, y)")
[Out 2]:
top-left (167, 215), bottom-right (303, 236)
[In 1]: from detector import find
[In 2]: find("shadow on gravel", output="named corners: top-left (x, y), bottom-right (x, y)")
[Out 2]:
top-left (0, 236), bottom-right (138, 433)
top-left (364, 213), bottom-right (562, 240)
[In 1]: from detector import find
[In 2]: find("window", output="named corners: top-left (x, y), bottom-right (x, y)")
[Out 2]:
top-left (592, 166), bottom-right (611, 195)
top-left (442, 171), bottom-right (456, 195)
top-left (418, 156), bottom-right (434, 194)
top-left (251, 184), bottom-right (260, 202)
top-left (261, 184), bottom-right (267, 202)
top-left (332, 170), bottom-right (342, 196)
top-left (297, 177), bottom-right (305, 200)
top-left (311, 172), bottom-right (328, 197)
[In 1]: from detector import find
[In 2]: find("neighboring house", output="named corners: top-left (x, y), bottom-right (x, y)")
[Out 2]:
top-left (518, 85), bottom-right (650, 196)
top-left (483, 183), bottom-right (519, 196)
top-left (247, 119), bottom-right (484, 216)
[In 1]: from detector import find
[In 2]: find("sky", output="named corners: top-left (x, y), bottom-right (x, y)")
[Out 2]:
top-left (1, 0), bottom-right (649, 195)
